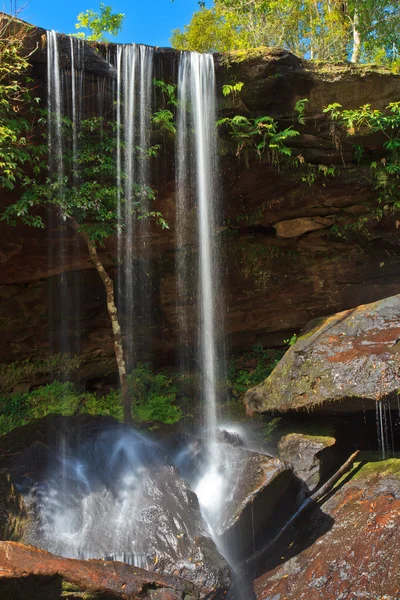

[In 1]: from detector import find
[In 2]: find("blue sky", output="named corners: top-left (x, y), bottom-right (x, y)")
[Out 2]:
top-left (15, 0), bottom-right (212, 47)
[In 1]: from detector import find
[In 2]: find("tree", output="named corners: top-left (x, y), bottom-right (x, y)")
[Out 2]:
top-left (171, 0), bottom-right (400, 64)
top-left (0, 14), bottom-right (44, 191)
top-left (171, 6), bottom-right (247, 53)
top-left (2, 116), bottom-right (168, 424)
top-left (73, 3), bottom-right (125, 41)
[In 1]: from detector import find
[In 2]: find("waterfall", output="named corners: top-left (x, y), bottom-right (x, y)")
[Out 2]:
top-left (42, 32), bottom-right (231, 575)
top-left (115, 44), bottom-right (155, 370)
top-left (177, 52), bottom-right (226, 440)
top-left (176, 52), bottom-right (227, 521)
top-left (47, 31), bottom-right (66, 353)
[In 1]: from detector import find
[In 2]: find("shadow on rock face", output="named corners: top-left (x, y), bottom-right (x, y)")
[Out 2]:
top-left (254, 502), bottom-right (334, 576)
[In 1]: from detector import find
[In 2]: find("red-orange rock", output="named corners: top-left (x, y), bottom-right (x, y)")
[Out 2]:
top-left (253, 459), bottom-right (400, 600)
top-left (0, 541), bottom-right (198, 599)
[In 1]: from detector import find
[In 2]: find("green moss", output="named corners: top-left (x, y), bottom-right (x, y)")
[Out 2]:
top-left (61, 580), bottom-right (100, 599)
top-left (224, 46), bottom-right (276, 64)
top-left (262, 416), bottom-right (336, 445)
top-left (0, 354), bottom-right (83, 394)
top-left (353, 455), bottom-right (400, 480)
top-left (282, 432), bottom-right (336, 446)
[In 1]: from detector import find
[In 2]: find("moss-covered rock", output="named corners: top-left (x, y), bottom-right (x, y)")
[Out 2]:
top-left (245, 294), bottom-right (400, 415)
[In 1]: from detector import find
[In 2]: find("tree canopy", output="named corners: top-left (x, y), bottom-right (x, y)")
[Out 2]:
top-left (73, 3), bottom-right (125, 41)
top-left (171, 0), bottom-right (400, 64)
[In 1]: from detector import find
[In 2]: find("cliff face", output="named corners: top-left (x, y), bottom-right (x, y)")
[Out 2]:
top-left (1, 21), bottom-right (400, 383)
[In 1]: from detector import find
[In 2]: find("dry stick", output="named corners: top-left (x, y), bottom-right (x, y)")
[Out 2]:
top-left (241, 449), bottom-right (360, 569)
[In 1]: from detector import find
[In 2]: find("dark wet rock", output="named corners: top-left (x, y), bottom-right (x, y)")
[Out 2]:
top-left (253, 457), bottom-right (400, 600)
top-left (0, 415), bottom-right (230, 599)
top-left (0, 474), bottom-right (29, 542)
top-left (245, 294), bottom-right (400, 416)
top-left (215, 429), bottom-right (244, 447)
top-left (213, 449), bottom-right (304, 564)
top-left (278, 433), bottom-right (337, 492)
top-left (0, 541), bottom-right (198, 600)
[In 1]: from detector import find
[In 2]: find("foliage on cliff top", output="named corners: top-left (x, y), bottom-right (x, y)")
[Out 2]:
top-left (72, 3), bottom-right (125, 41)
top-left (0, 15), bottom-right (44, 191)
top-left (171, 0), bottom-right (400, 66)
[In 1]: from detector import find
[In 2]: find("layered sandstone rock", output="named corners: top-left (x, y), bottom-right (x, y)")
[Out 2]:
top-left (245, 294), bottom-right (400, 415)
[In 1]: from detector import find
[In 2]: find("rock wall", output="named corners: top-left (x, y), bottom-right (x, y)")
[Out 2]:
top-left (1, 19), bottom-right (400, 384)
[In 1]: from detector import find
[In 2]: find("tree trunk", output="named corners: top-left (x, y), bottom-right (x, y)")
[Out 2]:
top-left (350, 7), bottom-right (361, 63)
top-left (70, 219), bottom-right (132, 425)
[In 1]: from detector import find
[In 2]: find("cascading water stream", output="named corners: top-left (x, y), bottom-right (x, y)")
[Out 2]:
top-left (116, 44), bottom-right (154, 369)
top-left (41, 30), bottom-right (238, 594)
top-left (176, 52), bottom-right (227, 528)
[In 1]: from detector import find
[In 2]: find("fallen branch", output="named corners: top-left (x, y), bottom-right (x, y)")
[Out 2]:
top-left (242, 449), bottom-right (360, 567)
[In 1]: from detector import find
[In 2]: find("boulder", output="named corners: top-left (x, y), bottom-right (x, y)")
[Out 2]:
top-left (215, 450), bottom-right (304, 563)
top-left (0, 415), bottom-right (230, 599)
top-left (253, 457), bottom-right (400, 600)
top-left (173, 433), bottom-right (304, 565)
top-left (0, 541), bottom-right (198, 600)
top-left (245, 294), bottom-right (400, 415)
top-left (278, 433), bottom-right (337, 492)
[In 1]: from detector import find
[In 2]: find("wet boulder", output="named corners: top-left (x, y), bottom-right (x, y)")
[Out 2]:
top-left (278, 433), bottom-right (337, 492)
top-left (245, 294), bottom-right (400, 415)
top-left (0, 541), bottom-right (198, 600)
top-left (214, 449), bottom-right (304, 564)
top-left (0, 415), bottom-right (230, 599)
top-left (253, 457), bottom-right (400, 600)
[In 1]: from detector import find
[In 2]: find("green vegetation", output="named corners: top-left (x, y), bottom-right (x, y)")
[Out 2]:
top-left (229, 344), bottom-right (284, 401)
top-left (171, 5), bottom-right (247, 53)
top-left (2, 105), bottom-right (171, 423)
top-left (151, 78), bottom-right (178, 136)
top-left (0, 364), bottom-right (183, 436)
top-left (0, 16), bottom-right (44, 192)
top-left (0, 354), bottom-right (83, 394)
top-left (72, 3), bottom-right (125, 41)
top-left (217, 114), bottom-right (300, 167)
top-left (324, 101), bottom-right (400, 229)
top-left (2, 116), bottom-right (166, 239)
top-left (222, 81), bottom-right (244, 97)
top-left (171, 0), bottom-right (400, 65)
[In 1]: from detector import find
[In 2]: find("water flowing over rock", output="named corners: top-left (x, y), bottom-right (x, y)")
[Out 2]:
top-left (0, 541), bottom-right (198, 600)
top-left (0, 416), bottom-right (230, 598)
top-left (214, 451), bottom-right (304, 564)
top-left (3, 21), bottom-right (400, 375)
top-left (253, 458), bottom-right (400, 600)
top-left (171, 432), bottom-right (304, 567)
top-left (245, 294), bottom-right (400, 415)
